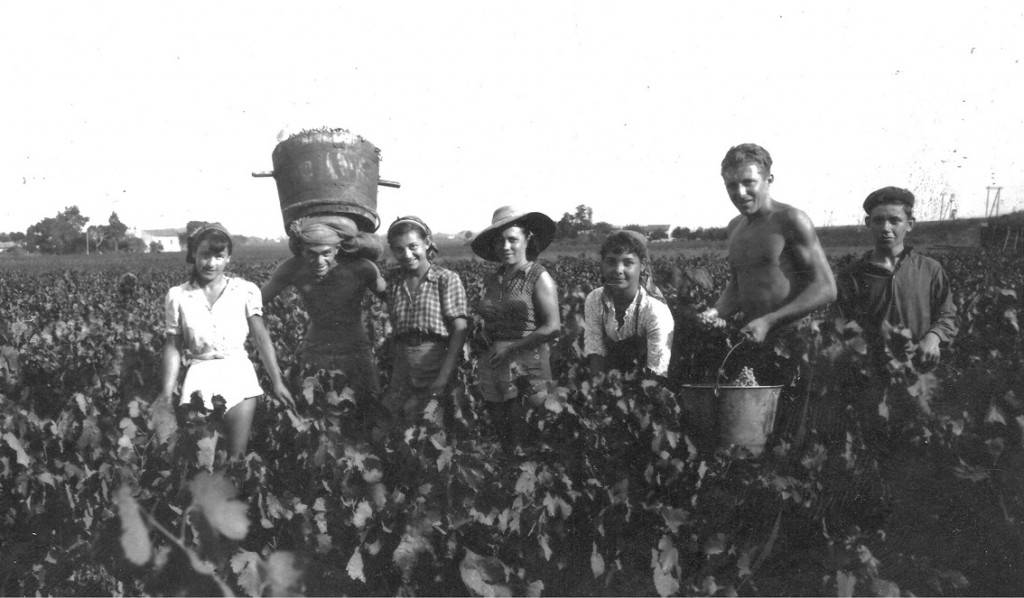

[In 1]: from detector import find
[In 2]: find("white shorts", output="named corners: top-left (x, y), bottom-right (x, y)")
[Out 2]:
top-left (181, 356), bottom-right (264, 411)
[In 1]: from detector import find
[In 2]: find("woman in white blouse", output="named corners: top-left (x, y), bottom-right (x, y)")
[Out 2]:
top-left (583, 230), bottom-right (675, 377)
top-left (159, 223), bottom-right (293, 459)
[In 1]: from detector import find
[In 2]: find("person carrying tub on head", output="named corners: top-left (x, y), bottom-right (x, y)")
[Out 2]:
top-left (261, 215), bottom-right (387, 398)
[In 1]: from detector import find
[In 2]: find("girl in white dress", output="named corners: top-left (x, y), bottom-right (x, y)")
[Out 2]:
top-left (158, 223), bottom-right (293, 459)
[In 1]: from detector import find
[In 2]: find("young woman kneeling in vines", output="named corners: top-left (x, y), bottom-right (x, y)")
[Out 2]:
top-left (583, 230), bottom-right (675, 378)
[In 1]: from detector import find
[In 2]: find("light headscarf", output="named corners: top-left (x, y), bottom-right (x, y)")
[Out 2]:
top-left (387, 215), bottom-right (439, 258)
top-left (287, 215), bottom-right (359, 257)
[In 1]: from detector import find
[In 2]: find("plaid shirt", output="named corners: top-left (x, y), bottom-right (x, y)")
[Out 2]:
top-left (387, 265), bottom-right (468, 338)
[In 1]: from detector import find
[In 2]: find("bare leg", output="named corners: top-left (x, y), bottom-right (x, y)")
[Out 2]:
top-left (225, 397), bottom-right (258, 460)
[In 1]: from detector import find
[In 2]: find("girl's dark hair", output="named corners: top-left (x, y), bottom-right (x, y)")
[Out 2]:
top-left (387, 220), bottom-right (439, 261)
top-left (599, 230), bottom-right (649, 262)
top-left (186, 229), bottom-right (233, 264)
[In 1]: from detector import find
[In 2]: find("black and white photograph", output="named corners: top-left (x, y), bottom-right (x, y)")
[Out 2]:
top-left (1, 2), bottom-right (1022, 595)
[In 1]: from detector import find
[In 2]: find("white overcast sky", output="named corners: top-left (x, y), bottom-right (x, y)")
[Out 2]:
top-left (2, 1), bottom-right (1022, 238)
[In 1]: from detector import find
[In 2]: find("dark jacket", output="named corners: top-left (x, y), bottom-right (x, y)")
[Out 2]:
top-left (836, 248), bottom-right (958, 344)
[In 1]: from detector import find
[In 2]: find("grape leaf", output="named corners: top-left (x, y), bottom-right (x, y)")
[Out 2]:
top-left (539, 534), bottom-right (553, 560)
top-left (230, 550), bottom-right (262, 597)
top-left (352, 500), bottom-right (373, 528)
top-left (196, 433), bottom-right (218, 470)
top-left (114, 486), bottom-right (152, 566)
top-left (591, 543), bottom-right (605, 578)
top-left (660, 507), bottom-right (688, 534)
top-left (264, 551), bottom-right (302, 596)
top-left (188, 472), bottom-right (250, 540)
top-left (148, 396), bottom-right (178, 445)
top-left (1, 433), bottom-right (30, 466)
top-left (460, 548), bottom-right (511, 597)
top-left (393, 530), bottom-right (432, 577)
top-left (346, 548), bottom-right (366, 582)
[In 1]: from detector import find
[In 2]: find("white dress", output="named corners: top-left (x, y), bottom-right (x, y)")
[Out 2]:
top-left (164, 277), bottom-right (265, 410)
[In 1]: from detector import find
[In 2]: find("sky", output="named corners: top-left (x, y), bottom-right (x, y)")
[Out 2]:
top-left (3, 1), bottom-right (1023, 239)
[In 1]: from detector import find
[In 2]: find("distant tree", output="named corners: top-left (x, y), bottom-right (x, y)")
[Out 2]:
top-left (105, 212), bottom-right (129, 250)
top-left (556, 213), bottom-right (578, 239)
top-left (555, 205), bottom-right (597, 240)
top-left (592, 221), bottom-right (615, 235)
top-left (85, 226), bottom-right (105, 254)
top-left (123, 236), bottom-right (148, 253)
top-left (25, 206), bottom-right (89, 254)
top-left (650, 228), bottom-right (669, 241)
top-left (150, 241), bottom-right (164, 253)
top-left (623, 224), bottom-right (645, 234)
top-left (0, 232), bottom-right (26, 242)
top-left (671, 226), bottom-right (691, 240)
top-left (573, 204), bottom-right (593, 230)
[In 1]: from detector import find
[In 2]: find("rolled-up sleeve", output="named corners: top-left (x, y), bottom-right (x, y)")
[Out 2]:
top-left (244, 281), bottom-right (264, 319)
top-left (583, 289), bottom-right (607, 357)
top-left (643, 298), bottom-right (675, 376)
top-left (440, 270), bottom-right (469, 323)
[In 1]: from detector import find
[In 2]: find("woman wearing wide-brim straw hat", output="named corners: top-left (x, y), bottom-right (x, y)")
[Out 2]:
top-left (471, 206), bottom-right (560, 442)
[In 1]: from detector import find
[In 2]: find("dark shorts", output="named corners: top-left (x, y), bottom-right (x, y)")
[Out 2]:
top-left (299, 349), bottom-right (381, 395)
top-left (476, 341), bottom-right (552, 403)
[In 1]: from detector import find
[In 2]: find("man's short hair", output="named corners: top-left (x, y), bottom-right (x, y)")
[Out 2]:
top-left (721, 143), bottom-right (773, 176)
top-left (863, 186), bottom-right (915, 218)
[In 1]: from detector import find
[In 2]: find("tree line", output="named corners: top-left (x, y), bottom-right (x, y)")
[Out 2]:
top-left (1, 207), bottom-right (284, 255)
top-left (553, 204), bottom-right (728, 242)
top-left (0, 206), bottom-right (148, 254)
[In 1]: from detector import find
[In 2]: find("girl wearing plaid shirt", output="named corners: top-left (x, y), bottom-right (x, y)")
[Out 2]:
top-left (383, 216), bottom-right (469, 422)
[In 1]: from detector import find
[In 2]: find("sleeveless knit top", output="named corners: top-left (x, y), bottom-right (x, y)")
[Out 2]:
top-left (296, 264), bottom-right (371, 355)
top-left (477, 262), bottom-right (548, 340)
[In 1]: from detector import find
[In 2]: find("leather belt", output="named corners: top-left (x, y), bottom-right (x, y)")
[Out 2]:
top-left (394, 330), bottom-right (447, 345)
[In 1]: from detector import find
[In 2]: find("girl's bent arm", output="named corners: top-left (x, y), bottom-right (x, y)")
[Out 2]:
top-left (430, 317), bottom-right (469, 395)
top-left (261, 258), bottom-right (300, 305)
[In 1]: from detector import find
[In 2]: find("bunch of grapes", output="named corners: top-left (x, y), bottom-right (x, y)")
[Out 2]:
top-left (729, 366), bottom-right (758, 387)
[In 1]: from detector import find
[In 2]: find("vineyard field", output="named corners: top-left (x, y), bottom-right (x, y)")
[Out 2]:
top-left (1, 247), bottom-right (1022, 596)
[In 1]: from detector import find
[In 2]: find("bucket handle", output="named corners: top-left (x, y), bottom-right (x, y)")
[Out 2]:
top-left (714, 337), bottom-right (747, 394)
top-left (250, 171), bottom-right (402, 188)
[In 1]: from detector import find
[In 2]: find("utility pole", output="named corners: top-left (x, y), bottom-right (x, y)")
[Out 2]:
top-left (986, 186), bottom-right (1003, 217)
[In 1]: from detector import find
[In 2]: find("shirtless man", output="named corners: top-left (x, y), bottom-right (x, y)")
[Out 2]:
top-left (699, 143), bottom-right (837, 343)
top-left (262, 215), bottom-right (386, 397)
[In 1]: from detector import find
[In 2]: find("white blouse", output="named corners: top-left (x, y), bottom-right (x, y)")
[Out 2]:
top-left (582, 286), bottom-right (675, 375)
top-left (164, 277), bottom-right (263, 364)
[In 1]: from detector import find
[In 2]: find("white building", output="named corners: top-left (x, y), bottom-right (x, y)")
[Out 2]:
top-left (129, 228), bottom-right (183, 252)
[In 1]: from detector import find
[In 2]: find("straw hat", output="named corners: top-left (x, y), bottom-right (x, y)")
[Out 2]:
top-left (470, 206), bottom-right (556, 262)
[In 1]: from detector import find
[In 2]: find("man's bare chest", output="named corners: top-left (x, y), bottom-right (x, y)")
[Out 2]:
top-left (729, 227), bottom-right (787, 269)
